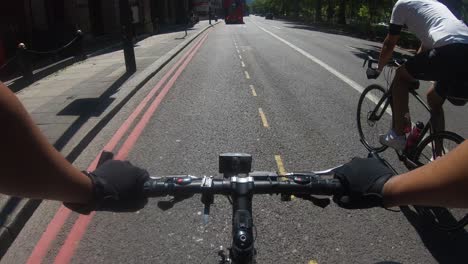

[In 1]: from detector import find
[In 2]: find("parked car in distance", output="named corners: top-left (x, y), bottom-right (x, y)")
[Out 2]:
top-left (265, 13), bottom-right (273, 19)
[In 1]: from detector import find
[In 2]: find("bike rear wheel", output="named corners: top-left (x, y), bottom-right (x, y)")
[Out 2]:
top-left (411, 131), bottom-right (467, 231)
top-left (357, 84), bottom-right (392, 152)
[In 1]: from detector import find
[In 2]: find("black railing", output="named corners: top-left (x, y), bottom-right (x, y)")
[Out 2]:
top-left (0, 30), bottom-right (85, 83)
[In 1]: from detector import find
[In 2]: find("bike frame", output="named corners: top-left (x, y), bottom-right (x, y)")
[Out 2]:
top-left (367, 84), bottom-right (437, 169)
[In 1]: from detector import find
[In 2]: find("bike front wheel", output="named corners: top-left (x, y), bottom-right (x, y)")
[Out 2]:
top-left (357, 84), bottom-right (392, 152)
top-left (411, 131), bottom-right (467, 231)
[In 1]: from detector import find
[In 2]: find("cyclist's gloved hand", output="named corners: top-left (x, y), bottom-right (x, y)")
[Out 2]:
top-left (65, 160), bottom-right (150, 214)
top-left (333, 157), bottom-right (394, 209)
top-left (366, 68), bottom-right (381, 79)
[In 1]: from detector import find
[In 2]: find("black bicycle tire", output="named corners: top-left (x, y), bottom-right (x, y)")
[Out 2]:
top-left (357, 84), bottom-right (389, 153)
top-left (411, 131), bottom-right (467, 231)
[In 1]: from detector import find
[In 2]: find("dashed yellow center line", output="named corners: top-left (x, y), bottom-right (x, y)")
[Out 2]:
top-left (308, 260), bottom-right (318, 264)
top-left (244, 71), bottom-right (250, 79)
top-left (275, 155), bottom-right (286, 175)
top-left (241, 61), bottom-right (246, 67)
top-left (250, 85), bottom-right (257, 96)
top-left (258, 108), bottom-right (269, 128)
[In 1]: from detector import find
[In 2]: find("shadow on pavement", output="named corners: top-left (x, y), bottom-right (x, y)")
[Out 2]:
top-left (401, 206), bottom-right (468, 264)
top-left (54, 71), bottom-right (132, 159)
top-left (0, 198), bottom-right (21, 227)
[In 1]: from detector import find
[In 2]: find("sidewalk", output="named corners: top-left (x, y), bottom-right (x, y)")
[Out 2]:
top-left (0, 20), bottom-right (218, 258)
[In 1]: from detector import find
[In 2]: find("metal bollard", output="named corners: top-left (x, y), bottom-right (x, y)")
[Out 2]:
top-left (17, 43), bottom-right (33, 82)
top-left (76, 29), bottom-right (86, 61)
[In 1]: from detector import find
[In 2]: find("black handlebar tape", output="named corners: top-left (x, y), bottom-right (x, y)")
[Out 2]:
top-left (143, 179), bottom-right (230, 197)
top-left (142, 178), bottom-right (343, 197)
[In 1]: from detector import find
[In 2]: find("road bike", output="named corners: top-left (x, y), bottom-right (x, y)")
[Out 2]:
top-left (138, 152), bottom-right (344, 264)
top-left (356, 56), bottom-right (467, 231)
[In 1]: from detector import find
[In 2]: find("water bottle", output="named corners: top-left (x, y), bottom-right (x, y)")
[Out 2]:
top-left (406, 121), bottom-right (424, 150)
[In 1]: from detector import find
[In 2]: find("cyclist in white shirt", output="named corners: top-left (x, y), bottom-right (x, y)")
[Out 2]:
top-left (367, 0), bottom-right (468, 151)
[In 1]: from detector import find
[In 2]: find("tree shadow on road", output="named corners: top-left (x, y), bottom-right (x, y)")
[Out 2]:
top-left (349, 45), bottom-right (414, 63)
top-left (400, 206), bottom-right (468, 264)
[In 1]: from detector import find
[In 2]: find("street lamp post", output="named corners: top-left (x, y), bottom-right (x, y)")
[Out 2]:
top-left (119, 0), bottom-right (137, 73)
top-left (209, 0), bottom-right (212, 25)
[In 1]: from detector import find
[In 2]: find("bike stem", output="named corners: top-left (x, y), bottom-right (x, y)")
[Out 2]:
top-left (230, 176), bottom-right (255, 263)
top-left (219, 153), bottom-right (256, 263)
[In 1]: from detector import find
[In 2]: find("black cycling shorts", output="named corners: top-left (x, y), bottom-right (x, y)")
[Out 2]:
top-left (405, 43), bottom-right (468, 105)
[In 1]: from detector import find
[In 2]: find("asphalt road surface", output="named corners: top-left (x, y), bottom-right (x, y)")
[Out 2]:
top-left (3, 16), bottom-right (468, 264)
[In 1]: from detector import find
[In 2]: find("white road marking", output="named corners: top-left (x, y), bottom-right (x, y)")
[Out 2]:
top-left (252, 22), bottom-right (365, 94)
top-left (272, 26), bottom-right (281, 29)
top-left (245, 71), bottom-right (251, 79)
top-left (251, 20), bottom-right (389, 114)
top-left (241, 61), bottom-right (246, 67)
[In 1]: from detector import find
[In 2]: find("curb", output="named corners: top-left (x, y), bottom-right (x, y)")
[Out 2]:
top-left (0, 21), bottom-right (220, 259)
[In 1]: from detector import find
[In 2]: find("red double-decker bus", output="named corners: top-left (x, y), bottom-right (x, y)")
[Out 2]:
top-left (224, 0), bottom-right (244, 24)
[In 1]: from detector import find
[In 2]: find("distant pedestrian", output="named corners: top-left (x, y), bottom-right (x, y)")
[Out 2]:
top-left (153, 17), bottom-right (160, 34)
top-left (183, 12), bottom-right (192, 38)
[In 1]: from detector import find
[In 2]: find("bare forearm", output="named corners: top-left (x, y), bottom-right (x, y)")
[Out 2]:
top-left (0, 83), bottom-right (92, 203)
top-left (378, 36), bottom-right (397, 71)
top-left (383, 140), bottom-right (468, 208)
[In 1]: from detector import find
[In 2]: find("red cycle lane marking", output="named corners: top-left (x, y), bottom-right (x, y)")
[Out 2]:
top-left (52, 32), bottom-right (210, 264)
top-left (117, 33), bottom-right (209, 159)
top-left (103, 33), bottom-right (207, 152)
top-left (26, 32), bottom-right (208, 264)
top-left (25, 206), bottom-right (72, 264)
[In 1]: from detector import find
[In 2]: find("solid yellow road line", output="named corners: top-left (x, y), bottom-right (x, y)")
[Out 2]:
top-left (258, 108), bottom-right (269, 128)
top-left (241, 61), bottom-right (246, 67)
top-left (275, 155), bottom-right (286, 175)
top-left (250, 85), bottom-right (257, 96)
top-left (244, 71), bottom-right (250, 79)
top-left (308, 260), bottom-right (318, 264)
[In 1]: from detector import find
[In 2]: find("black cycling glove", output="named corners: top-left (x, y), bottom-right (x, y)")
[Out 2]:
top-left (366, 68), bottom-right (381, 79)
top-left (333, 157), bottom-right (394, 209)
top-left (65, 160), bottom-right (150, 214)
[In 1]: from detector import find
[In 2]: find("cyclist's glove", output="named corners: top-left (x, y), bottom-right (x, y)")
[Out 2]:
top-left (366, 68), bottom-right (381, 79)
top-left (64, 160), bottom-right (150, 214)
top-left (333, 157), bottom-right (394, 209)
